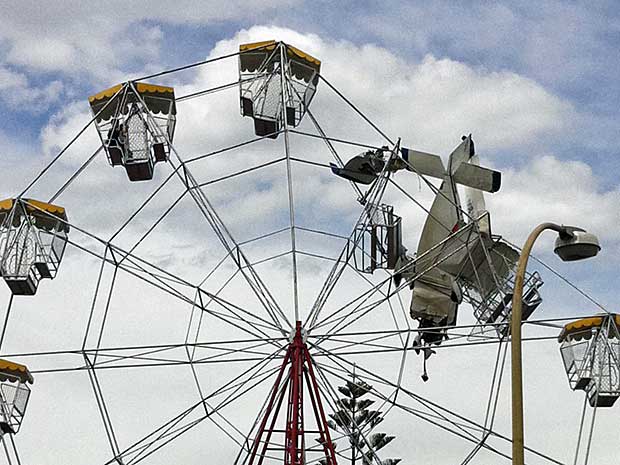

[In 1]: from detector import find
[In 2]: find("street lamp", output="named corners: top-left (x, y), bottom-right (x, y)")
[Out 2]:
top-left (511, 223), bottom-right (600, 465)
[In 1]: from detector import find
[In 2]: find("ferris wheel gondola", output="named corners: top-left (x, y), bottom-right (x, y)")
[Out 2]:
top-left (0, 358), bottom-right (33, 463)
top-left (88, 81), bottom-right (177, 181)
top-left (0, 359), bottom-right (33, 435)
top-left (0, 199), bottom-right (68, 295)
top-left (559, 313), bottom-right (620, 407)
top-left (239, 40), bottom-right (320, 138)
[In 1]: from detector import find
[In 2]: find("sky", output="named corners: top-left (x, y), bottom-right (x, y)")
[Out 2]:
top-left (0, 1), bottom-right (619, 464)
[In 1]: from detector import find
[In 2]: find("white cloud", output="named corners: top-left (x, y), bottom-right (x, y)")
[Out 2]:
top-left (349, 1), bottom-right (617, 90)
top-left (0, 1), bottom-right (298, 82)
top-left (0, 66), bottom-right (63, 110)
top-left (489, 155), bottom-right (620, 249)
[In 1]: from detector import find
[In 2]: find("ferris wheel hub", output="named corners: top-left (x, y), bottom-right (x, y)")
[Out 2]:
top-left (288, 320), bottom-right (307, 344)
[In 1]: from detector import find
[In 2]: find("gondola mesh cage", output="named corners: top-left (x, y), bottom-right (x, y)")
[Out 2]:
top-left (245, 71), bottom-right (284, 125)
top-left (0, 381), bottom-right (31, 435)
top-left (350, 204), bottom-right (402, 273)
top-left (560, 315), bottom-right (620, 407)
top-left (0, 223), bottom-right (37, 279)
top-left (125, 107), bottom-right (151, 163)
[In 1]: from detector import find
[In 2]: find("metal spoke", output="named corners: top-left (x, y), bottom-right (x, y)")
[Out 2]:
top-left (107, 344), bottom-right (285, 465)
top-left (128, 82), bottom-right (292, 334)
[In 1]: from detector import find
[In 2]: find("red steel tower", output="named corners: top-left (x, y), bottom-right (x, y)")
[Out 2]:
top-left (247, 321), bottom-right (338, 465)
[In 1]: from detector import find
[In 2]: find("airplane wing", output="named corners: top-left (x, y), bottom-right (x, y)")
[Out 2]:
top-left (458, 238), bottom-right (519, 298)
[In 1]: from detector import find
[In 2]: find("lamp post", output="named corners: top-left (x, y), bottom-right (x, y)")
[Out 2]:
top-left (511, 223), bottom-right (600, 465)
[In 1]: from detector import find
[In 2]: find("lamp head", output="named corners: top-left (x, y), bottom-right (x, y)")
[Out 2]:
top-left (554, 227), bottom-right (601, 262)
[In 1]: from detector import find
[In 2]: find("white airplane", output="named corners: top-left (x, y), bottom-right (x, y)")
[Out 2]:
top-left (402, 136), bottom-right (525, 380)
top-left (331, 135), bottom-right (528, 381)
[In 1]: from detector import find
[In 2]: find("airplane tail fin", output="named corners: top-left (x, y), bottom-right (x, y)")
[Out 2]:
top-left (400, 143), bottom-right (500, 193)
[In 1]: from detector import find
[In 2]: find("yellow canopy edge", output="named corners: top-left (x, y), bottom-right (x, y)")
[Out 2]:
top-left (239, 40), bottom-right (277, 52)
top-left (0, 358), bottom-right (33, 384)
top-left (559, 314), bottom-right (620, 342)
top-left (239, 41), bottom-right (321, 67)
top-left (564, 316), bottom-right (603, 333)
top-left (0, 199), bottom-right (14, 214)
top-left (88, 84), bottom-right (123, 103)
top-left (0, 198), bottom-right (66, 217)
top-left (286, 44), bottom-right (321, 67)
top-left (0, 199), bottom-right (68, 231)
top-left (135, 83), bottom-right (174, 95)
top-left (89, 82), bottom-right (175, 104)
top-left (25, 199), bottom-right (66, 218)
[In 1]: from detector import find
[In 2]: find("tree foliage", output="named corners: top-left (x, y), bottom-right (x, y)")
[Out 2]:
top-left (320, 378), bottom-right (401, 465)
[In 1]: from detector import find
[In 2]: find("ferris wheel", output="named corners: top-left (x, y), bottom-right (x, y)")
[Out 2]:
top-left (0, 39), bottom-right (616, 465)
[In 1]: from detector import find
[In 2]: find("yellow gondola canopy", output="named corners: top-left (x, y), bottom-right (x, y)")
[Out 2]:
top-left (558, 313), bottom-right (620, 342)
top-left (0, 198), bottom-right (69, 233)
top-left (88, 81), bottom-right (176, 123)
top-left (239, 40), bottom-right (321, 83)
top-left (0, 359), bottom-right (33, 384)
